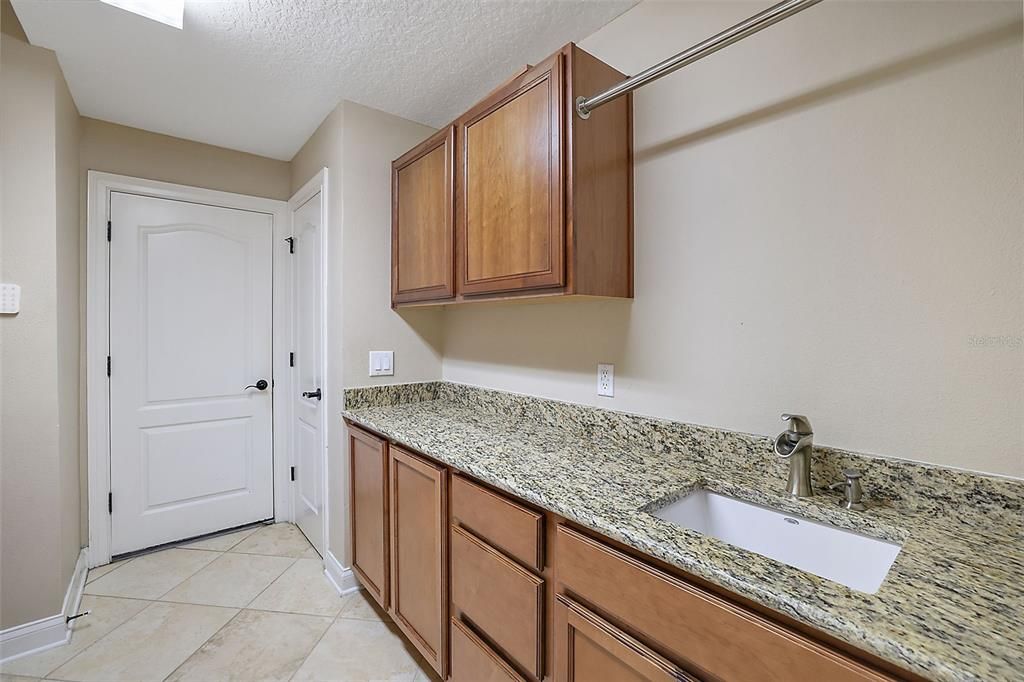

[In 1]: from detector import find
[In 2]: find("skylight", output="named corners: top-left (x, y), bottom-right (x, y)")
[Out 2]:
top-left (98, 0), bottom-right (184, 29)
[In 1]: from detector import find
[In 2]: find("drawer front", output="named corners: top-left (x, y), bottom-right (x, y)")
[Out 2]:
top-left (451, 475), bottom-right (544, 571)
top-left (554, 595), bottom-right (698, 682)
top-left (451, 525), bottom-right (544, 679)
top-left (555, 526), bottom-right (893, 682)
top-left (451, 618), bottom-right (526, 682)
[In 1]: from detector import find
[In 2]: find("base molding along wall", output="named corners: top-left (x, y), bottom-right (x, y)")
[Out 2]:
top-left (324, 549), bottom-right (361, 596)
top-left (0, 548), bottom-right (88, 664)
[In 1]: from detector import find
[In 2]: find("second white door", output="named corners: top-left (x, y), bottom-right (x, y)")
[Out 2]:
top-left (290, 188), bottom-right (325, 556)
top-left (109, 192), bottom-right (274, 555)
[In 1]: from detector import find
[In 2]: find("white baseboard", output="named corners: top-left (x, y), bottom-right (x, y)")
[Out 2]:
top-left (0, 548), bottom-right (88, 663)
top-left (323, 549), bottom-right (360, 596)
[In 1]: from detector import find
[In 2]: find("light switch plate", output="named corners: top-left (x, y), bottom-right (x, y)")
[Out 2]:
top-left (597, 363), bottom-right (614, 397)
top-left (0, 284), bottom-right (21, 314)
top-left (369, 351), bottom-right (394, 377)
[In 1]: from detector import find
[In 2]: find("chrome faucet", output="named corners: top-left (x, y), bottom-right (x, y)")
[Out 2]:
top-left (773, 413), bottom-right (814, 497)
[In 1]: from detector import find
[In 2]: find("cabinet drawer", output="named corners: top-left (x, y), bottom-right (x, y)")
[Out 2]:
top-left (555, 525), bottom-right (893, 682)
top-left (554, 595), bottom-right (698, 682)
top-left (451, 525), bottom-right (544, 679)
top-left (451, 475), bottom-right (544, 571)
top-left (451, 618), bottom-right (526, 682)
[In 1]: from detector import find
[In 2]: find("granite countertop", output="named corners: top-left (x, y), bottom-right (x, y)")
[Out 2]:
top-left (342, 383), bottom-right (1023, 682)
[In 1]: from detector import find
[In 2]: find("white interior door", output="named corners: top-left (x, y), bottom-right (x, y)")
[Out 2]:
top-left (109, 192), bottom-right (274, 555)
top-left (290, 191), bottom-right (325, 556)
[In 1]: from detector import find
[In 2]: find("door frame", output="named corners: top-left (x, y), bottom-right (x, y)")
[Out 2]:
top-left (86, 171), bottom-right (291, 567)
top-left (286, 168), bottom-right (330, 556)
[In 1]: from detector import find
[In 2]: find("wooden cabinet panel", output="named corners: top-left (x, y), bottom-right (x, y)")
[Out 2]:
top-left (555, 525), bottom-right (894, 682)
top-left (554, 595), bottom-right (697, 682)
top-left (348, 425), bottom-right (388, 609)
top-left (451, 525), bottom-right (544, 679)
top-left (389, 446), bottom-right (448, 678)
top-left (392, 126), bottom-right (455, 305)
top-left (451, 475), bottom-right (544, 571)
top-left (392, 44), bottom-right (632, 306)
top-left (451, 618), bottom-right (526, 682)
top-left (458, 52), bottom-right (564, 295)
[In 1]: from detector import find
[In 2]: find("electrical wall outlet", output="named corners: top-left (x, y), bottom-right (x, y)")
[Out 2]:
top-left (597, 363), bottom-right (614, 397)
top-left (369, 351), bottom-right (394, 377)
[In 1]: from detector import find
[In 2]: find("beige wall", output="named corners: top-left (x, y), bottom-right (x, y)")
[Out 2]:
top-left (290, 100), bottom-right (442, 563)
top-left (80, 118), bottom-right (291, 201)
top-left (0, 19), bottom-right (82, 629)
top-left (443, 1), bottom-right (1024, 478)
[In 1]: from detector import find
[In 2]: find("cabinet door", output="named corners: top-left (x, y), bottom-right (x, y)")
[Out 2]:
top-left (459, 53), bottom-right (565, 295)
top-left (389, 446), bottom-right (448, 678)
top-left (348, 425), bottom-right (389, 609)
top-left (392, 126), bottom-right (455, 305)
top-left (554, 595), bottom-right (698, 682)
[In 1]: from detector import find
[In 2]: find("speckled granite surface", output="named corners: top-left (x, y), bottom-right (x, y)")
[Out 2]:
top-left (343, 382), bottom-right (1024, 681)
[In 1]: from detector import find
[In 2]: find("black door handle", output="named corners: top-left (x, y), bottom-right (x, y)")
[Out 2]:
top-left (302, 388), bottom-right (321, 401)
top-left (245, 379), bottom-right (269, 391)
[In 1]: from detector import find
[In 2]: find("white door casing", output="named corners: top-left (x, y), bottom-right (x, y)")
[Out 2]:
top-left (288, 168), bottom-right (327, 552)
top-left (108, 192), bottom-right (275, 554)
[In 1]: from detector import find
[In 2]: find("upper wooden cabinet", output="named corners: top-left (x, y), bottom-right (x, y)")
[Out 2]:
top-left (391, 126), bottom-right (455, 305)
top-left (391, 43), bottom-right (632, 307)
top-left (459, 52), bottom-right (566, 295)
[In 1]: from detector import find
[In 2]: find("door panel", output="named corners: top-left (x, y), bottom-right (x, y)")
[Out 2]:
top-left (291, 190), bottom-right (324, 555)
top-left (459, 54), bottom-right (564, 295)
top-left (392, 126), bottom-right (455, 304)
top-left (349, 425), bottom-right (389, 609)
top-left (109, 192), bottom-right (273, 555)
top-left (389, 446), bottom-right (448, 678)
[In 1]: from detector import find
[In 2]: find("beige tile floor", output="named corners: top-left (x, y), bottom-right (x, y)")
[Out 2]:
top-left (1, 524), bottom-right (437, 682)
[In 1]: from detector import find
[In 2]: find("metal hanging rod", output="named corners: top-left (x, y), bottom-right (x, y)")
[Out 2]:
top-left (575, 0), bottom-right (824, 119)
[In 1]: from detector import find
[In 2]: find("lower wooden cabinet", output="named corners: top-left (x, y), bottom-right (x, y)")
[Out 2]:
top-left (554, 525), bottom-right (895, 682)
top-left (348, 426), bottom-right (389, 609)
top-left (553, 595), bottom-right (696, 682)
top-left (345, 422), bottom-right (911, 682)
top-left (389, 445), bottom-right (448, 678)
top-left (450, 618), bottom-right (526, 682)
top-left (347, 425), bottom-right (448, 678)
top-left (450, 525), bottom-right (544, 679)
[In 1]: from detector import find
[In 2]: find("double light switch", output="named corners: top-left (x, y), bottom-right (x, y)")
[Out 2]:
top-left (369, 351), bottom-right (394, 376)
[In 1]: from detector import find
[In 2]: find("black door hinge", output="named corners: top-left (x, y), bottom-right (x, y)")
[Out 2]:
top-left (285, 236), bottom-right (295, 253)
top-left (106, 356), bottom-right (111, 377)
top-left (108, 492), bottom-right (113, 514)
top-left (289, 352), bottom-right (295, 367)
top-left (107, 220), bottom-right (111, 242)
top-left (290, 466), bottom-right (296, 482)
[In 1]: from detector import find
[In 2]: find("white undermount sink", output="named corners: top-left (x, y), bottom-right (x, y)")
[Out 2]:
top-left (651, 490), bottom-right (901, 594)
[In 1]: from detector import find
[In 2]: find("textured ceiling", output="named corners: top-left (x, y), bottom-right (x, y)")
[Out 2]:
top-left (12, 0), bottom-right (637, 160)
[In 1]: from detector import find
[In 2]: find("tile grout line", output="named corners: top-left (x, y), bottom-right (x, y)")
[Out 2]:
top-left (150, 548), bottom-right (227, 602)
top-left (286, 610), bottom-right (337, 682)
top-left (34, 599), bottom-right (161, 680)
top-left (159, 607), bottom-right (247, 682)
top-left (68, 549), bottom-right (230, 679)
top-left (37, 526), bottom-right (324, 681)
top-left (153, 551), bottom-right (298, 607)
top-left (239, 556), bottom-right (302, 610)
top-left (84, 555), bottom-right (134, 586)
